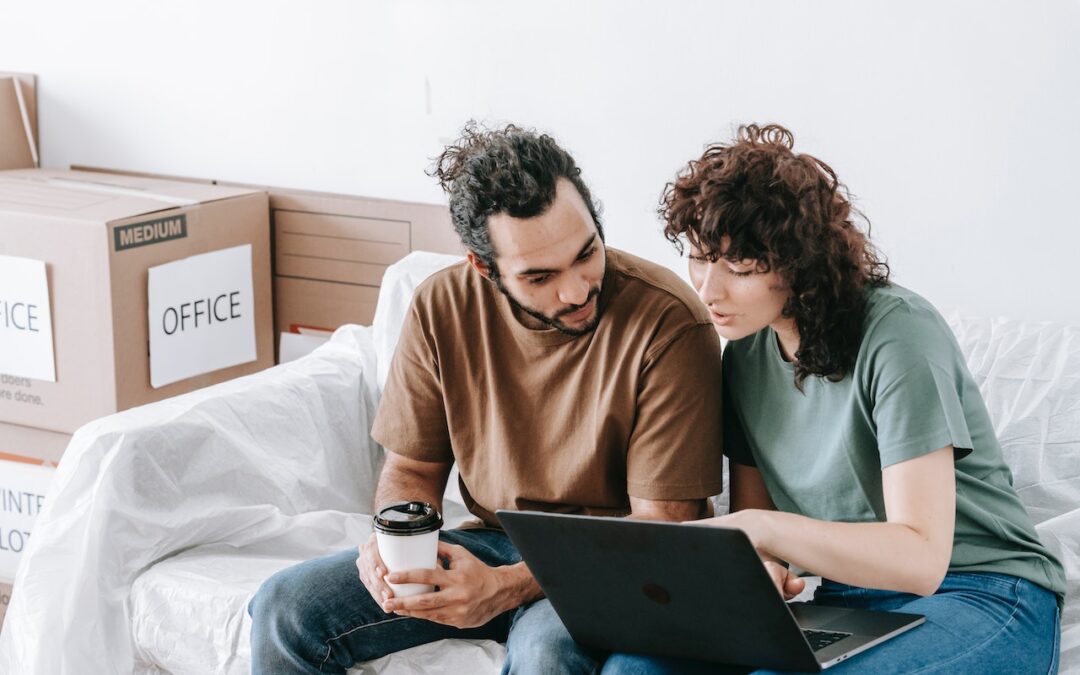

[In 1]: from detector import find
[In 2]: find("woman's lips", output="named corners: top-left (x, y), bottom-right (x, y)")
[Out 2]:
top-left (711, 311), bottom-right (735, 326)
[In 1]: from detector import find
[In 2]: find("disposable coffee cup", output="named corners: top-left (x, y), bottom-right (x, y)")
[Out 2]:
top-left (374, 501), bottom-right (443, 598)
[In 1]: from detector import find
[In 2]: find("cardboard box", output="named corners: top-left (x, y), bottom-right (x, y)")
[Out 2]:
top-left (0, 422), bottom-right (69, 467)
top-left (0, 425), bottom-right (68, 635)
top-left (0, 425), bottom-right (69, 622)
top-left (0, 72), bottom-right (38, 171)
top-left (71, 166), bottom-right (463, 354)
top-left (0, 578), bottom-right (11, 634)
top-left (0, 457), bottom-right (55, 580)
top-left (0, 168), bottom-right (273, 434)
top-left (268, 188), bottom-right (460, 334)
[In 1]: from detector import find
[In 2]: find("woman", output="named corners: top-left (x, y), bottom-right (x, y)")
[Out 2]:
top-left (605, 125), bottom-right (1065, 674)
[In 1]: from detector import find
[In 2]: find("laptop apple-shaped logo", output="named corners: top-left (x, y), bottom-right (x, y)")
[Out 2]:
top-left (642, 583), bottom-right (671, 605)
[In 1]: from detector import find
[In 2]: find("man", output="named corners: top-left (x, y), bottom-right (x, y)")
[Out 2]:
top-left (249, 123), bottom-right (725, 674)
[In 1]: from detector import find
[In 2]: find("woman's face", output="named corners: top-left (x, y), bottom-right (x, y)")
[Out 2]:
top-left (688, 236), bottom-right (792, 342)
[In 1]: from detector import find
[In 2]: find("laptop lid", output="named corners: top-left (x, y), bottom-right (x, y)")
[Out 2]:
top-left (498, 510), bottom-right (824, 671)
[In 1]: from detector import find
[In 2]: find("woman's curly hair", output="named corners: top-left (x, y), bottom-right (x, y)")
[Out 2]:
top-left (660, 123), bottom-right (890, 387)
top-left (429, 121), bottom-right (603, 279)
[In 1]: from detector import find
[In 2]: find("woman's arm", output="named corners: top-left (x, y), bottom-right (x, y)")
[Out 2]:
top-left (712, 446), bottom-right (956, 597)
top-left (728, 462), bottom-right (806, 599)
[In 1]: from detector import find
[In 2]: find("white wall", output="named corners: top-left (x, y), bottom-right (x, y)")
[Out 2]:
top-left (3, 0), bottom-right (1078, 324)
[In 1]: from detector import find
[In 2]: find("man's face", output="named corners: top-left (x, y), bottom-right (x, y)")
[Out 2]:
top-left (481, 178), bottom-right (606, 336)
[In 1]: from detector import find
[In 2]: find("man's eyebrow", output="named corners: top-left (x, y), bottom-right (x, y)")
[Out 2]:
top-left (516, 235), bottom-right (597, 276)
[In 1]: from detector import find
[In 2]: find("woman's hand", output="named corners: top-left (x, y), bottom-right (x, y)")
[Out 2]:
top-left (763, 560), bottom-right (807, 600)
top-left (690, 510), bottom-right (804, 598)
top-left (692, 509), bottom-right (770, 549)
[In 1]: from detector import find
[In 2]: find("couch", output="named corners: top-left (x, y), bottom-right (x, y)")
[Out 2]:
top-left (0, 252), bottom-right (1076, 674)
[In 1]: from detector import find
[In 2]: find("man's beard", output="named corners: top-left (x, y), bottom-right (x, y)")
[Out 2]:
top-left (494, 279), bottom-right (603, 336)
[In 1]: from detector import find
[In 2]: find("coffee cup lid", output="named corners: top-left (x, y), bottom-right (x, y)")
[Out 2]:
top-left (374, 501), bottom-right (443, 534)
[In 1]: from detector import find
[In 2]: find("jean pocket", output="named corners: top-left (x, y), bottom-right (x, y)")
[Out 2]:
top-left (1048, 606), bottom-right (1060, 675)
top-left (952, 572), bottom-right (1021, 599)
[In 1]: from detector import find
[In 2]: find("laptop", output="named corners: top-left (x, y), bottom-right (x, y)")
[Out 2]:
top-left (497, 510), bottom-right (925, 672)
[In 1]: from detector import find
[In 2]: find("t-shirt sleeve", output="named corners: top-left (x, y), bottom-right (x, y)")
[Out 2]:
top-left (865, 307), bottom-right (974, 468)
top-left (721, 350), bottom-right (756, 467)
top-left (369, 300), bottom-right (454, 463)
top-left (625, 323), bottom-right (725, 500)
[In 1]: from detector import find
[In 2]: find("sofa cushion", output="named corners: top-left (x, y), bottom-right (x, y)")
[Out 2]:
top-left (130, 546), bottom-right (505, 675)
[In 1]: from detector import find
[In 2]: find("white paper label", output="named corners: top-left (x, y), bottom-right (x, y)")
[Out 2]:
top-left (0, 461), bottom-right (54, 579)
top-left (0, 255), bottom-right (56, 382)
top-left (279, 331), bottom-right (329, 364)
top-left (148, 244), bottom-right (257, 388)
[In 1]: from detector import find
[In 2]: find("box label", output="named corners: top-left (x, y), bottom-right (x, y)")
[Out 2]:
top-left (148, 244), bottom-right (257, 388)
top-left (114, 214), bottom-right (188, 251)
top-left (0, 255), bottom-right (56, 382)
top-left (0, 460), bottom-right (54, 579)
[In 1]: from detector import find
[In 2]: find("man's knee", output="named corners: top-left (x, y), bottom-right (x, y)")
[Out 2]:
top-left (504, 600), bottom-right (599, 674)
top-left (250, 566), bottom-right (307, 641)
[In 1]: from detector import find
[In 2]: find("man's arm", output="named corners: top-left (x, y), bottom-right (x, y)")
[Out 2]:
top-left (369, 451), bottom-right (542, 628)
top-left (356, 451), bottom-right (452, 606)
top-left (373, 450), bottom-right (452, 512)
top-left (629, 496), bottom-right (706, 521)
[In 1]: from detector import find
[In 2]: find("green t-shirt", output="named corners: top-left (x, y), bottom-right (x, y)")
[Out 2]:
top-left (723, 284), bottom-right (1066, 605)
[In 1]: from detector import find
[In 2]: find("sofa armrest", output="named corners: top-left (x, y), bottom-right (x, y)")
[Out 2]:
top-left (0, 324), bottom-right (384, 674)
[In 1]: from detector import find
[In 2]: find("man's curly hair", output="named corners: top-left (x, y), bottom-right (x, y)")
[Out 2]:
top-left (660, 123), bottom-right (890, 387)
top-left (429, 122), bottom-right (603, 279)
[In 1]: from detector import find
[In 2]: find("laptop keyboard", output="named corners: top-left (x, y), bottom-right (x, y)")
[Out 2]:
top-left (803, 629), bottom-right (851, 652)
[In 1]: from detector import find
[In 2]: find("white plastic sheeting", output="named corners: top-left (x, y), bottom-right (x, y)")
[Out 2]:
top-left (371, 251), bottom-right (463, 390)
top-left (945, 313), bottom-right (1080, 670)
top-left (0, 253), bottom-right (1076, 673)
top-left (0, 326), bottom-right (387, 674)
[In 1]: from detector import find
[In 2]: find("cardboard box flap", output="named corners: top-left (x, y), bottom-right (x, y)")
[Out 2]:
top-left (0, 72), bottom-right (37, 150)
top-left (39, 168), bottom-right (260, 203)
top-left (0, 169), bottom-right (263, 223)
top-left (0, 76), bottom-right (36, 170)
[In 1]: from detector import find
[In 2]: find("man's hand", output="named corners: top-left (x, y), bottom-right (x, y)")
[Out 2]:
top-left (356, 532), bottom-right (395, 605)
top-left (381, 541), bottom-right (521, 629)
top-left (764, 560), bottom-right (806, 600)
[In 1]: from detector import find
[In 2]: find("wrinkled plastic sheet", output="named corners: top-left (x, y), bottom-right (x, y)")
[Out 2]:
top-left (945, 313), bottom-right (1080, 670)
top-left (372, 251), bottom-right (464, 390)
top-left (0, 326), bottom-right (388, 674)
top-left (127, 530), bottom-right (501, 675)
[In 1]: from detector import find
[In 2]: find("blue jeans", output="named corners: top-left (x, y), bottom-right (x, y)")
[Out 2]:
top-left (249, 527), bottom-right (604, 674)
top-left (602, 572), bottom-right (1062, 675)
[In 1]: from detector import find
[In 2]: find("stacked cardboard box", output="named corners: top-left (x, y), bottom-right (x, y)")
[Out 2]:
top-left (0, 166), bottom-right (274, 589)
top-left (1, 73), bottom-right (48, 603)
top-left (0, 169), bottom-right (274, 434)
top-left (269, 188), bottom-right (460, 337)
top-left (73, 167), bottom-right (463, 356)
top-left (0, 456), bottom-right (52, 624)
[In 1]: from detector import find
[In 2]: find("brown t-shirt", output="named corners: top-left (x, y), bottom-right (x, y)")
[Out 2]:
top-left (370, 248), bottom-right (724, 527)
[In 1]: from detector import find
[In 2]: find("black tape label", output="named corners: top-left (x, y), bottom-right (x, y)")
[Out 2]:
top-left (114, 214), bottom-right (188, 251)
